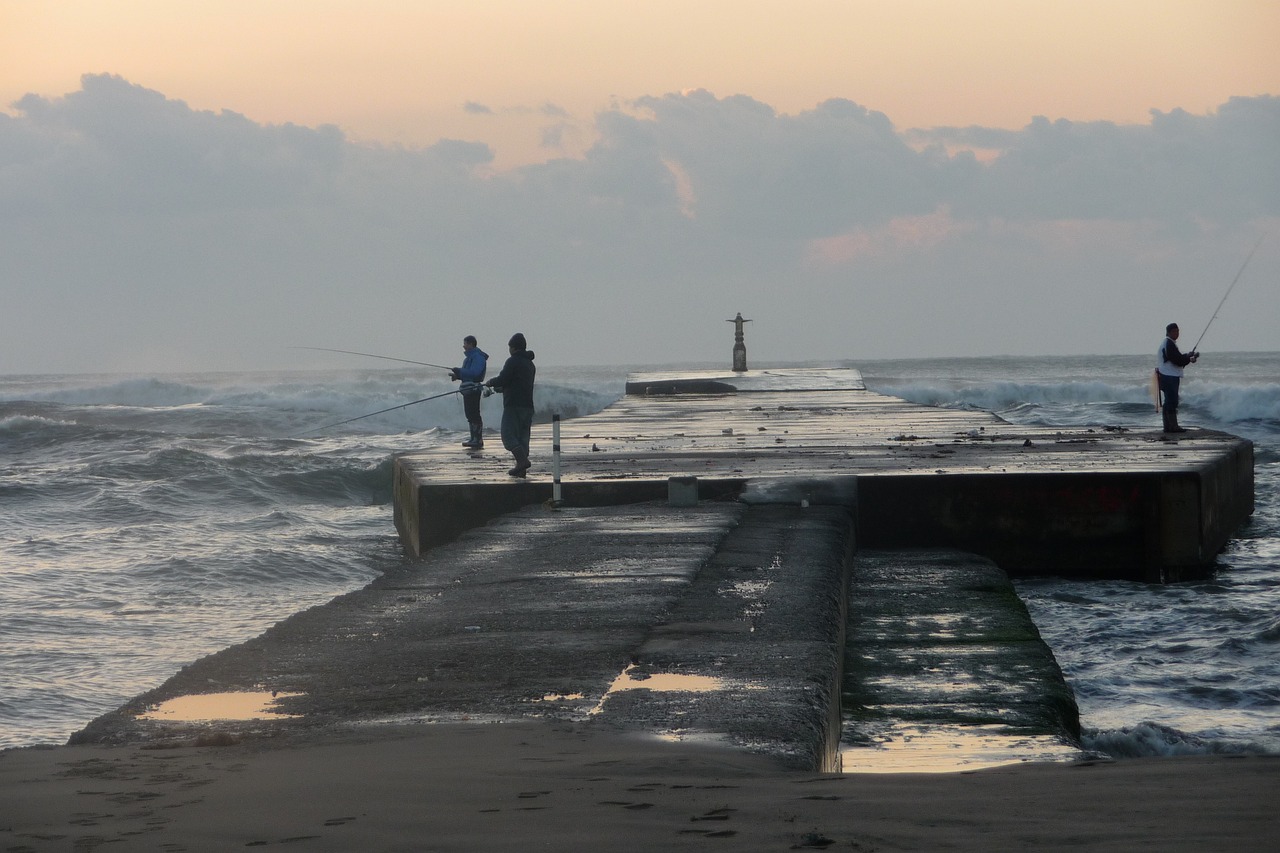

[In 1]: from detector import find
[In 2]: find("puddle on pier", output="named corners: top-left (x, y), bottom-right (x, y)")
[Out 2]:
top-left (603, 664), bottom-right (727, 695)
top-left (141, 691), bottom-right (303, 722)
top-left (590, 664), bottom-right (739, 715)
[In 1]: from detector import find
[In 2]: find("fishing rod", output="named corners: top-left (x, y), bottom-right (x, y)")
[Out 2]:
top-left (1190, 235), bottom-right (1266, 354)
top-left (292, 388), bottom-right (461, 437)
top-left (291, 346), bottom-right (454, 371)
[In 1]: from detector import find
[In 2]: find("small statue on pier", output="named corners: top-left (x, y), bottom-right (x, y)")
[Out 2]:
top-left (727, 312), bottom-right (751, 372)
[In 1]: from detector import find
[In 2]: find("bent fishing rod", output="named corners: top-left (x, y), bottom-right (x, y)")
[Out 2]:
top-left (292, 388), bottom-right (461, 437)
top-left (291, 346), bottom-right (454, 371)
top-left (1189, 235), bottom-right (1266, 355)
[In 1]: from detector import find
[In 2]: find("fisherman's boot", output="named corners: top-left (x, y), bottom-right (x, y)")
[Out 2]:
top-left (508, 450), bottom-right (530, 478)
top-left (469, 423), bottom-right (484, 449)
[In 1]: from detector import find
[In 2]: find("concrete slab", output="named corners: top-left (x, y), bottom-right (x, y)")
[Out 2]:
top-left (841, 549), bottom-right (1085, 772)
top-left (73, 502), bottom-right (746, 746)
top-left (395, 368), bottom-right (1253, 580)
top-left (72, 502), bottom-right (1087, 774)
top-left (624, 366), bottom-right (867, 394)
top-left (590, 504), bottom-right (854, 770)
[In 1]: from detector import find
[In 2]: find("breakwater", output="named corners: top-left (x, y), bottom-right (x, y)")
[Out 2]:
top-left (395, 368), bottom-right (1253, 583)
top-left (68, 367), bottom-right (1253, 770)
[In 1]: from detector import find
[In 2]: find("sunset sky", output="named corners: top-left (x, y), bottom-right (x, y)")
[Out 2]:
top-left (6, 1), bottom-right (1277, 168)
top-left (2, 0), bottom-right (1278, 372)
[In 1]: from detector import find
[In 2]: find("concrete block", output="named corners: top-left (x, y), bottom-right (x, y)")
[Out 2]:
top-left (668, 476), bottom-right (699, 507)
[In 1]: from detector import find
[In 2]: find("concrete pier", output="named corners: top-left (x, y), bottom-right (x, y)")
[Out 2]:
top-left (395, 367), bottom-right (1253, 582)
top-left (71, 366), bottom-right (1254, 772)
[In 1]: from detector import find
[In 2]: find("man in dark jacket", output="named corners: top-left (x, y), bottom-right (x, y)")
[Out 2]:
top-left (485, 332), bottom-right (536, 477)
top-left (449, 335), bottom-right (488, 449)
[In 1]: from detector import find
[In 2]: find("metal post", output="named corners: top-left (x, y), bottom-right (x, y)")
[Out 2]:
top-left (551, 413), bottom-right (563, 507)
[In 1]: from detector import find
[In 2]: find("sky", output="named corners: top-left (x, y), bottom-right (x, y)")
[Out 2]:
top-left (2, 0), bottom-right (1278, 373)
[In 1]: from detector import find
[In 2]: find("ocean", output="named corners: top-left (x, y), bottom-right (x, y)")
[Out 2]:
top-left (2, 354), bottom-right (1277, 757)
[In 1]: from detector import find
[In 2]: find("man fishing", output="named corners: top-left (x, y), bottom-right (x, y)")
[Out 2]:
top-left (1152, 237), bottom-right (1264, 435)
top-left (1156, 323), bottom-right (1199, 434)
top-left (485, 332), bottom-right (536, 477)
top-left (449, 335), bottom-right (488, 449)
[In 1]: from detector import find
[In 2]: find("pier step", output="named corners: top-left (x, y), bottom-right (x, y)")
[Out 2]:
top-left (841, 549), bottom-right (1085, 771)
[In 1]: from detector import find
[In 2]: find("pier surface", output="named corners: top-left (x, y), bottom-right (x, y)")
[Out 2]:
top-left (396, 367), bottom-right (1253, 582)
top-left (69, 367), bottom-right (1253, 773)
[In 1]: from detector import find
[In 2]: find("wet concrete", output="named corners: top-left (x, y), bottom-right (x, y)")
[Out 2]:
top-left (589, 504), bottom-right (854, 771)
top-left (841, 549), bottom-right (1084, 771)
top-left (70, 367), bottom-right (1252, 773)
top-left (72, 504), bottom-right (750, 747)
top-left (73, 503), bottom-right (867, 769)
top-left (71, 501), bottom-right (1083, 773)
top-left (395, 368), bottom-right (1253, 581)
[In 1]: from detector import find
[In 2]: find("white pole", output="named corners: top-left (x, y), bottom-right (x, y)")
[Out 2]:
top-left (552, 413), bottom-right (563, 506)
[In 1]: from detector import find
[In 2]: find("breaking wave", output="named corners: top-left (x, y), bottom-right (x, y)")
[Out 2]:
top-left (1084, 722), bottom-right (1273, 758)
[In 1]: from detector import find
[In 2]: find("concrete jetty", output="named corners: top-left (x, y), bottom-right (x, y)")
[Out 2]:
top-left (71, 366), bottom-right (1253, 772)
top-left (395, 367), bottom-right (1253, 583)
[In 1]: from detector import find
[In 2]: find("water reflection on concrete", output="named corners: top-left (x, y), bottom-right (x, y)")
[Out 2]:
top-left (840, 724), bottom-right (1083, 774)
top-left (605, 664), bottom-right (728, 694)
top-left (141, 691), bottom-right (302, 722)
top-left (590, 664), bottom-right (735, 716)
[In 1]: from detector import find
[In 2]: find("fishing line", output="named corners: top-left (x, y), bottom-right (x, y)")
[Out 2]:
top-left (1190, 235), bottom-right (1266, 354)
top-left (291, 346), bottom-right (454, 371)
top-left (292, 388), bottom-right (461, 437)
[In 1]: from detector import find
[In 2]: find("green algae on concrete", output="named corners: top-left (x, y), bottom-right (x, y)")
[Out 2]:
top-left (841, 549), bottom-right (1085, 771)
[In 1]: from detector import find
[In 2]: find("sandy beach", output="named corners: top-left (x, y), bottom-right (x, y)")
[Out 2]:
top-left (3, 721), bottom-right (1277, 852)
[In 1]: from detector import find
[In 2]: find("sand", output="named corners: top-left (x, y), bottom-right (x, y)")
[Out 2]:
top-left (2, 722), bottom-right (1277, 851)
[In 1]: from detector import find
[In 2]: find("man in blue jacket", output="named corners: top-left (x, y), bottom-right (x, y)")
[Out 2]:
top-left (485, 332), bottom-right (536, 477)
top-left (450, 335), bottom-right (488, 449)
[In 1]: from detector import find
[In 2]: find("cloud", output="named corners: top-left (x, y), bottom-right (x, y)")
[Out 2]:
top-left (806, 207), bottom-right (973, 265)
top-left (1, 76), bottom-right (1277, 373)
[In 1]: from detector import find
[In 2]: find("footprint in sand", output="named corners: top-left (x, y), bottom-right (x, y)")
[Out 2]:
top-left (597, 800), bottom-right (655, 810)
top-left (68, 812), bottom-right (115, 826)
top-left (679, 828), bottom-right (739, 838)
top-left (691, 807), bottom-right (735, 822)
top-left (244, 836), bottom-right (322, 846)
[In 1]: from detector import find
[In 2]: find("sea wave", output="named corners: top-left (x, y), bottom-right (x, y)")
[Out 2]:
top-left (870, 379), bottom-right (1145, 410)
top-left (0, 371), bottom-right (621, 437)
top-left (1084, 721), bottom-right (1274, 758)
top-left (869, 379), bottom-right (1280, 432)
top-left (1197, 384), bottom-right (1280, 424)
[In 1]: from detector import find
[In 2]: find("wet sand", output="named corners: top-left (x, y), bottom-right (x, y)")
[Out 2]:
top-left (3, 721), bottom-right (1277, 851)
